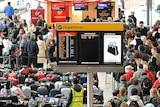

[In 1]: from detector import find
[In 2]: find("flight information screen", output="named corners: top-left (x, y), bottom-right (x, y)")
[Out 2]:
top-left (57, 32), bottom-right (77, 64)
top-left (79, 32), bottom-right (100, 64)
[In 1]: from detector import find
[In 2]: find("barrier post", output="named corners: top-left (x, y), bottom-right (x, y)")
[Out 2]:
top-left (87, 71), bottom-right (93, 107)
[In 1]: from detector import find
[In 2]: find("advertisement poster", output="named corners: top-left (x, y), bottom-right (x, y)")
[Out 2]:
top-left (103, 34), bottom-right (122, 64)
top-left (51, 3), bottom-right (69, 22)
top-left (31, 9), bottom-right (44, 25)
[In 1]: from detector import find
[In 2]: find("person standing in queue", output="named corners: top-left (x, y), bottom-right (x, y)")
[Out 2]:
top-left (67, 78), bottom-right (84, 107)
top-left (4, 2), bottom-right (14, 20)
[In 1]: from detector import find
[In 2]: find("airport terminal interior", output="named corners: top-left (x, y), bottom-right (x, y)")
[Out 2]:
top-left (0, 0), bottom-right (160, 107)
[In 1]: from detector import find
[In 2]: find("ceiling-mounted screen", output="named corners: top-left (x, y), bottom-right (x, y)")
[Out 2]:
top-left (51, 3), bottom-right (65, 11)
top-left (74, 3), bottom-right (88, 10)
top-left (97, 2), bottom-right (111, 10)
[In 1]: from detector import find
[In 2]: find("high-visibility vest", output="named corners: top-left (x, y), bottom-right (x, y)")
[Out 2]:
top-left (69, 87), bottom-right (84, 107)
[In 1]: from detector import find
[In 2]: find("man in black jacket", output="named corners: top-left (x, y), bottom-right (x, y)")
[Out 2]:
top-left (27, 34), bottom-right (39, 68)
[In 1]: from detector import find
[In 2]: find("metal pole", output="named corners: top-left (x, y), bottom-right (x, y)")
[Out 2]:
top-left (87, 71), bottom-right (93, 107)
top-left (146, 0), bottom-right (152, 27)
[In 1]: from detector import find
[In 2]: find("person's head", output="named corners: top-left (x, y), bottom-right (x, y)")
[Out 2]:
top-left (107, 17), bottom-right (113, 22)
top-left (147, 31), bottom-right (153, 37)
top-left (120, 102), bottom-right (129, 107)
top-left (72, 78), bottom-right (79, 85)
top-left (151, 47), bottom-right (158, 55)
top-left (141, 35), bottom-right (147, 43)
top-left (129, 44), bottom-right (135, 51)
top-left (86, 15), bottom-right (89, 18)
top-left (150, 88), bottom-right (159, 98)
top-left (30, 33), bottom-right (36, 40)
top-left (157, 71), bottom-right (160, 79)
top-left (131, 88), bottom-right (138, 95)
top-left (8, 2), bottom-right (11, 5)
top-left (139, 21), bottom-right (144, 27)
top-left (138, 45), bottom-right (145, 52)
top-left (125, 65), bottom-right (133, 73)
top-left (19, 28), bottom-right (25, 35)
top-left (150, 56), bottom-right (157, 63)
top-left (125, 30), bottom-right (132, 36)
top-left (37, 34), bottom-right (43, 40)
top-left (112, 89), bottom-right (121, 98)
top-left (138, 63), bottom-right (143, 69)
top-left (135, 32), bottom-right (141, 37)
top-left (119, 86), bottom-right (127, 96)
top-left (145, 39), bottom-right (153, 49)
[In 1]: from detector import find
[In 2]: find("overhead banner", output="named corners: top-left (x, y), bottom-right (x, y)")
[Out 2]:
top-left (51, 3), bottom-right (69, 22)
top-left (31, 9), bottom-right (45, 25)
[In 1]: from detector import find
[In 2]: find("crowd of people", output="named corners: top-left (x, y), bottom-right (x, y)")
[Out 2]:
top-left (2, 1), bottom-right (160, 107)
top-left (102, 10), bottom-right (160, 107)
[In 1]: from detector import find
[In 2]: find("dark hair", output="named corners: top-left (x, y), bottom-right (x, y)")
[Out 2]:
top-left (139, 45), bottom-right (145, 52)
top-left (133, 52), bottom-right (141, 59)
top-left (38, 35), bottom-right (43, 40)
top-left (139, 64), bottom-right (143, 69)
top-left (139, 21), bottom-right (144, 24)
top-left (136, 32), bottom-right (141, 37)
top-left (132, 79), bottom-right (139, 85)
top-left (112, 89), bottom-right (119, 96)
top-left (131, 88), bottom-right (138, 95)
top-left (129, 44), bottom-right (134, 49)
top-left (8, 2), bottom-right (10, 5)
top-left (72, 78), bottom-right (79, 84)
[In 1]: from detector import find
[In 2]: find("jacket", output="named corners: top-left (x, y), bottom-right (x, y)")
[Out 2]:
top-left (27, 39), bottom-right (39, 56)
top-left (4, 5), bottom-right (14, 16)
top-left (67, 84), bottom-right (84, 107)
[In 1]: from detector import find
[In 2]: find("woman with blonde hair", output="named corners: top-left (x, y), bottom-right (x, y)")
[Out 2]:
top-left (145, 39), bottom-right (154, 55)
top-left (120, 102), bottom-right (129, 107)
top-left (145, 88), bottom-right (159, 104)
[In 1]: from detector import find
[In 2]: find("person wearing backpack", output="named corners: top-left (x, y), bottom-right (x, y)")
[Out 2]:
top-left (127, 88), bottom-right (144, 107)
top-left (139, 72), bottom-right (153, 95)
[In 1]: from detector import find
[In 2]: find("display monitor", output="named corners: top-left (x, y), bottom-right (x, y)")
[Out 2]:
top-left (79, 32), bottom-right (100, 64)
top-left (57, 32), bottom-right (78, 64)
top-left (103, 33), bottom-right (122, 64)
top-left (74, 3), bottom-right (88, 10)
top-left (97, 2), bottom-right (111, 10)
top-left (51, 3), bottom-right (65, 11)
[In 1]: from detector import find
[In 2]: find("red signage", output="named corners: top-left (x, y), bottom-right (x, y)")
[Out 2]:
top-left (31, 9), bottom-right (45, 25)
top-left (51, 3), bottom-right (69, 22)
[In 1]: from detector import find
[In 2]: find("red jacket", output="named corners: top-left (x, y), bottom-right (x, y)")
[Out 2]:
top-left (144, 69), bottom-right (155, 83)
top-left (152, 79), bottom-right (160, 88)
top-left (124, 71), bottom-right (134, 82)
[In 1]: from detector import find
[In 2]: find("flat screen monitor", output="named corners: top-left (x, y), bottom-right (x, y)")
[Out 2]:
top-left (51, 3), bottom-right (65, 11)
top-left (74, 3), bottom-right (88, 10)
top-left (97, 2), bottom-right (111, 10)
top-left (103, 33), bottom-right (122, 64)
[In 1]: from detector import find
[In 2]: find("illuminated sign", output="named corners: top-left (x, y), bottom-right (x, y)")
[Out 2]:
top-left (56, 23), bottom-right (124, 31)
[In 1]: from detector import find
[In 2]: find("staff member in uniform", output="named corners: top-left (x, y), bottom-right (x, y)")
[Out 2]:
top-left (67, 78), bottom-right (84, 107)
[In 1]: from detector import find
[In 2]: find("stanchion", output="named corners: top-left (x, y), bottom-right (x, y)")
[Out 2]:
top-left (87, 71), bottom-right (93, 107)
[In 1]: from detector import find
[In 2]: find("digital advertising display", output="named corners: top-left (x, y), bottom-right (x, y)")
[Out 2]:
top-left (103, 33), bottom-right (122, 64)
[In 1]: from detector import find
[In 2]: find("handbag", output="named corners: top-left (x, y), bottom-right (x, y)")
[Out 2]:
top-left (107, 42), bottom-right (119, 55)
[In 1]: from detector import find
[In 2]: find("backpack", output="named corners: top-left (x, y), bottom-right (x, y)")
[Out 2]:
top-left (140, 76), bottom-right (153, 95)
top-left (129, 100), bottom-right (139, 107)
